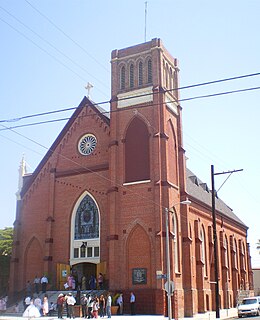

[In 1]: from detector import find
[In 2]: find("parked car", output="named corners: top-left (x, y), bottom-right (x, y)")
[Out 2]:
top-left (238, 296), bottom-right (260, 318)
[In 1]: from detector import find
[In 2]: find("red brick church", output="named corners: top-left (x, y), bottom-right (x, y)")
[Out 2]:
top-left (9, 38), bottom-right (253, 317)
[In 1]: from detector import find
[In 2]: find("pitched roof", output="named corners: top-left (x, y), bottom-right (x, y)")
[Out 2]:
top-left (21, 96), bottom-right (110, 197)
top-left (186, 168), bottom-right (247, 228)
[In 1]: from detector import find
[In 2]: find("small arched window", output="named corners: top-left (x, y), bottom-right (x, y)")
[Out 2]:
top-left (147, 59), bottom-right (152, 83)
top-left (234, 239), bottom-right (238, 269)
top-left (138, 61), bottom-right (143, 86)
top-left (169, 67), bottom-right (173, 90)
top-left (172, 212), bottom-right (179, 273)
top-left (120, 66), bottom-right (126, 89)
top-left (200, 227), bottom-right (208, 277)
top-left (129, 64), bottom-right (134, 88)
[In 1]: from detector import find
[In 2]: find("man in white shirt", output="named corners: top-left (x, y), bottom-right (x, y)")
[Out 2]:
top-left (40, 275), bottom-right (48, 293)
top-left (66, 293), bottom-right (76, 319)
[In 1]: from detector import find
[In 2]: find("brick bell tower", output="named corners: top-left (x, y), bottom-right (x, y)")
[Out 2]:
top-left (107, 38), bottom-right (187, 314)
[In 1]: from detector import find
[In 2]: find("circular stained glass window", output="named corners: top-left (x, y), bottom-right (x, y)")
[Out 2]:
top-left (78, 134), bottom-right (97, 155)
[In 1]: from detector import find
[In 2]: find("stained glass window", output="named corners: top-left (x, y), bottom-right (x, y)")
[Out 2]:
top-left (74, 195), bottom-right (99, 240)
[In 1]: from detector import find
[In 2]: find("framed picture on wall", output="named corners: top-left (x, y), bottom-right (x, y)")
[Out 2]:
top-left (132, 268), bottom-right (147, 285)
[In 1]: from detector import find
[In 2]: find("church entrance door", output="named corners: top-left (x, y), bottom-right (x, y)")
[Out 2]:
top-left (71, 262), bottom-right (96, 290)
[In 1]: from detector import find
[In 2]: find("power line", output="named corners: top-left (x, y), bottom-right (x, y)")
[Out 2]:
top-left (1, 84), bottom-right (260, 131)
top-left (0, 4), bottom-right (110, 91)
top-left (24, 0), bottom-right (110, 73)
top-left (1, 71), bottom-right (259, 124)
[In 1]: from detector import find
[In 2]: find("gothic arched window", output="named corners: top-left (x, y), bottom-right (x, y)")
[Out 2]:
top-left (120, 66), bottom-right (126, 89)
top-left (172, 212), bottom-right (179, 273)
top-left (200, 226), bottom-right (208, 277)
top-left (138, 61), bottom-right (143, 86)
top-left (129, 64), bottom-right (134, 88)
top-left (125, 117), bottom-right (150, 183)
top-left (147, 59), bottom-right (152, 83)
top-left (74, 194), bottom-right (99, 240)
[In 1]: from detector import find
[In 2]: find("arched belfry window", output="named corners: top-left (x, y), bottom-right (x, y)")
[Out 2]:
top-left (138, 61), bottom-right (143, 86)
top-left (74, 194), bottom-right (99, 240)
top-left (147, 59), bottom-right (152, 83)
top-left (120, 66), bottom-right (126, 89)
top-left (125, 117), bottom-right (150, 183)
top-left (129, 64), bottom-right (134, 88)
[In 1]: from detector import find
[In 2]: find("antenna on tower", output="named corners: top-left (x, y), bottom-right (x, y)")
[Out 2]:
top-left (144, 1), bottom-right (148, 42)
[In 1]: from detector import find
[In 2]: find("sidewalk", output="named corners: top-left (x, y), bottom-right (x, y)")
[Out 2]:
top-left (0, 311), bottom-right (238, 320)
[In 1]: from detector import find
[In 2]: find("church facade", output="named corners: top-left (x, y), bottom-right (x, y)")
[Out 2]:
top-left (9, 39), bottom-right (253, 317)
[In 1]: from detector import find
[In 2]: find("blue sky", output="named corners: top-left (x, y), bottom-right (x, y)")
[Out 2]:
top-left (1, 0), bottom-right (260, 266)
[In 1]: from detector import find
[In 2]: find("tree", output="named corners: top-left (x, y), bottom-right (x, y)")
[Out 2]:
top-left (0, 227), bottom-right (13, 296)
top-left (0, 227), bottom-right (13, 256)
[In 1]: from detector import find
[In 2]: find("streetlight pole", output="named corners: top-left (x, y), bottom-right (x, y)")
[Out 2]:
top-left (211, 165), bottom-right (220, 319)
top-left (165, 199), bottom-right (191, 320)
top-left (165, 207), bottom-right (172, 320)
top-left (211, 165), bottom-right (243, 319)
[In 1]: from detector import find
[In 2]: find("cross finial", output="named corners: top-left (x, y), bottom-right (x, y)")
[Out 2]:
top-left (85, 82), bottom-right (93, 98)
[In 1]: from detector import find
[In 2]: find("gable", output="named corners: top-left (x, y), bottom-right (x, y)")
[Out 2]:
top-left (21, 96), bottom-right (110, 197)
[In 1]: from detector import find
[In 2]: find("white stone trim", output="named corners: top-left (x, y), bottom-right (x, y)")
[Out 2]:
top-left (117, 86), bottom-right (153, 108)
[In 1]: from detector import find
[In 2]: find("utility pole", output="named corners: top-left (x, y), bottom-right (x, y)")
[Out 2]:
top-left (211, 165), bottom-right (243, 319)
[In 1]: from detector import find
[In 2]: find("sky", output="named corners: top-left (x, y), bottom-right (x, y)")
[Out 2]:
top-left (0, 0), bottom-right (260, 266)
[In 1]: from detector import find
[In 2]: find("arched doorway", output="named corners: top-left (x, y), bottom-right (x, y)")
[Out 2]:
top-left (71, 262), bottom-right (97, 290)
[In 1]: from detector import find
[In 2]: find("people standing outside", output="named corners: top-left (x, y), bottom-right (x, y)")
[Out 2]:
top-left (26, 280), bottom-right (32, 297)
top-left (81, 276), bottom-right (87, 291)
top-left (24, 296), bottom-right (31, 311)
top-left (116, 293), bottom-right (123, 315)
top-left (97, 273), bottom-right (104, 289)
top-left (106, 293), bottom-right (112, 318)
top-left (92, 297), bottom-right (99, 318)
top-left (34, 296), bottom-right (42, 315)
top-left (130, 292), bottom-right (136, 315)
top-left (42, 294), bottom-right (49, 316)
top-left (66, 292), bottom-right (76, 319)
top-left (87, 294), bottom-right (93, 319)
top-left (33, 275), bottom-right (40, 294)
top-left (41, 275), bottom-right (48, 293)
top-left (56, 293), bottom-right (65, 319)
top-left (89, 275), bottom-right (96, 290)
top-left (99, 294), bottom-right (106, 318)
top-left (80, 293), bottom-right (88, 318)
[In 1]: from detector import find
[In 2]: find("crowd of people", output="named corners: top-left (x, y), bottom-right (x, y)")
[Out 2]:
top-left (55, 291), bottom-right (136, 319)
top-left (22, 291), bottom-right (136, 318)
top-left (14, 273), bottom-right (136, 318)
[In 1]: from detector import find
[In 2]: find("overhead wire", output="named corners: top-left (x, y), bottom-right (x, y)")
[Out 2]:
top-left (0, 4), bottom-right (110, 92)
top-left (24, 0), bottom-right (110, 73)
top-left (0, 122), bottom-right (169, 212)
top-left (1, 83), bottom-right (260, 131)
